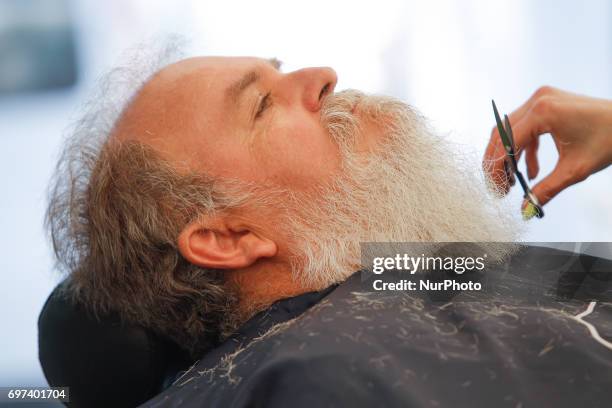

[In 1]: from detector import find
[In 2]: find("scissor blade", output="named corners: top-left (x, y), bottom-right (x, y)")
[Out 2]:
top-left (504, 114), bottom-right (516, 153)
top-left (492, 100), bottom-right (513, 154)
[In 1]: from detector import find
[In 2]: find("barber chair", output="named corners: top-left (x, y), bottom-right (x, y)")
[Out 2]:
top-left (37, 280), bottom-right (194, 407)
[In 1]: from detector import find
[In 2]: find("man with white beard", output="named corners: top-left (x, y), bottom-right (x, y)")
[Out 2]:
top-left (46, 53), bottom-right (519, 348)
top-left (40, 50), bottom-right (612, 408)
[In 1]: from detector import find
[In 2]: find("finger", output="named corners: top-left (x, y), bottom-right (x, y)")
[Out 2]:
top-left (483, 144), bottom-right (511, 194)
top-left (484, 111), bottom-right (543, 196)
top-left (484, 87), bottom-right (548, 162)
top-left (506, 105), bottom-right (546, 155)
top-left (483, 89), bottom-right (548, 191)
top-left (525, 138), bottom-right (540, 180)
top-left (483, 122), bottom-right (520, 195)
top-left (529, 163), bottom-right (582, 207)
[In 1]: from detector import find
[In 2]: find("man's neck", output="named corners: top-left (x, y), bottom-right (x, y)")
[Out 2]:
top-left (225, 261), bottom-right (316, 320)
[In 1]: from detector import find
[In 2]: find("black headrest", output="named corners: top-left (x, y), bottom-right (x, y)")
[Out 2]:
top-left (38, 281), bottom-right (193, 407)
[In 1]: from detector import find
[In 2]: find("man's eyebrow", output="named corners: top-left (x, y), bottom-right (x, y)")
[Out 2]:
top-left (268, 57), bottom-right (282, 70)
top-left (226, 58), bottom-right (283, 105)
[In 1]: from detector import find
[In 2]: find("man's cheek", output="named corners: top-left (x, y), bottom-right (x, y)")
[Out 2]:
top-left (267, 122), bottom-right (340, 185)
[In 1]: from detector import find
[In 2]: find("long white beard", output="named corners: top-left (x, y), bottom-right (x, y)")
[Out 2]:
top-left (277, 90), bottom-right (522, 290)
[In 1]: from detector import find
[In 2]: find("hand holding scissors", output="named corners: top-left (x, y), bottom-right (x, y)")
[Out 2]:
top-left (484, 86), bottom-right (612, 219)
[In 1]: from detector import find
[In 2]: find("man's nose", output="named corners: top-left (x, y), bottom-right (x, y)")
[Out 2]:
top-left (290, 67), bottom-right (338, 112)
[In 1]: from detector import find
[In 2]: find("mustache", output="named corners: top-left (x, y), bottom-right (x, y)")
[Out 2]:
top-left (321, 89), bottom-right (366, 114)
top-left (320, 89), bottom-right (365, 149)
top-left (320, 89), bottom-right (424, 155)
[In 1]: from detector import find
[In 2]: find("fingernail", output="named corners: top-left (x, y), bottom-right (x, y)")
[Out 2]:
top-left (521, 200), bottom-right (538, 220)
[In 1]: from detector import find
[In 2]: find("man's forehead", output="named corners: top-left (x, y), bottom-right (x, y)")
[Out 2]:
top-left (156, 56), bottom-right (278, 84)
top-left (110, 56), bottom-right (277, 164)
top-left (147, 55), bottom-right (281, 113)
top-left (113, 56), bottom-right (266, 137)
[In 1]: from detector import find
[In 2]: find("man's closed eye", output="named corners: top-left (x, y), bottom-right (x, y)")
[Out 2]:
top-left (255, 92), bottom-right (272, 120)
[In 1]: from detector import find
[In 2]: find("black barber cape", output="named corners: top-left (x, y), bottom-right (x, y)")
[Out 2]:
top-left (141, 246), bottom-right (612, 407)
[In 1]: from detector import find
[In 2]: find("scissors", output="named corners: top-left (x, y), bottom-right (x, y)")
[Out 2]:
top-left (492, 100), bottom-right (544, 219)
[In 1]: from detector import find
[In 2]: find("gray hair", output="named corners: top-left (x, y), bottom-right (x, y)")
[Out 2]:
top-left (45, 38), bottom-right (240, 356)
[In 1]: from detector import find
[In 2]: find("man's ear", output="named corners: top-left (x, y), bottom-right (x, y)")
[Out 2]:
top-left (177, 217), bottom-right (278, 269)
